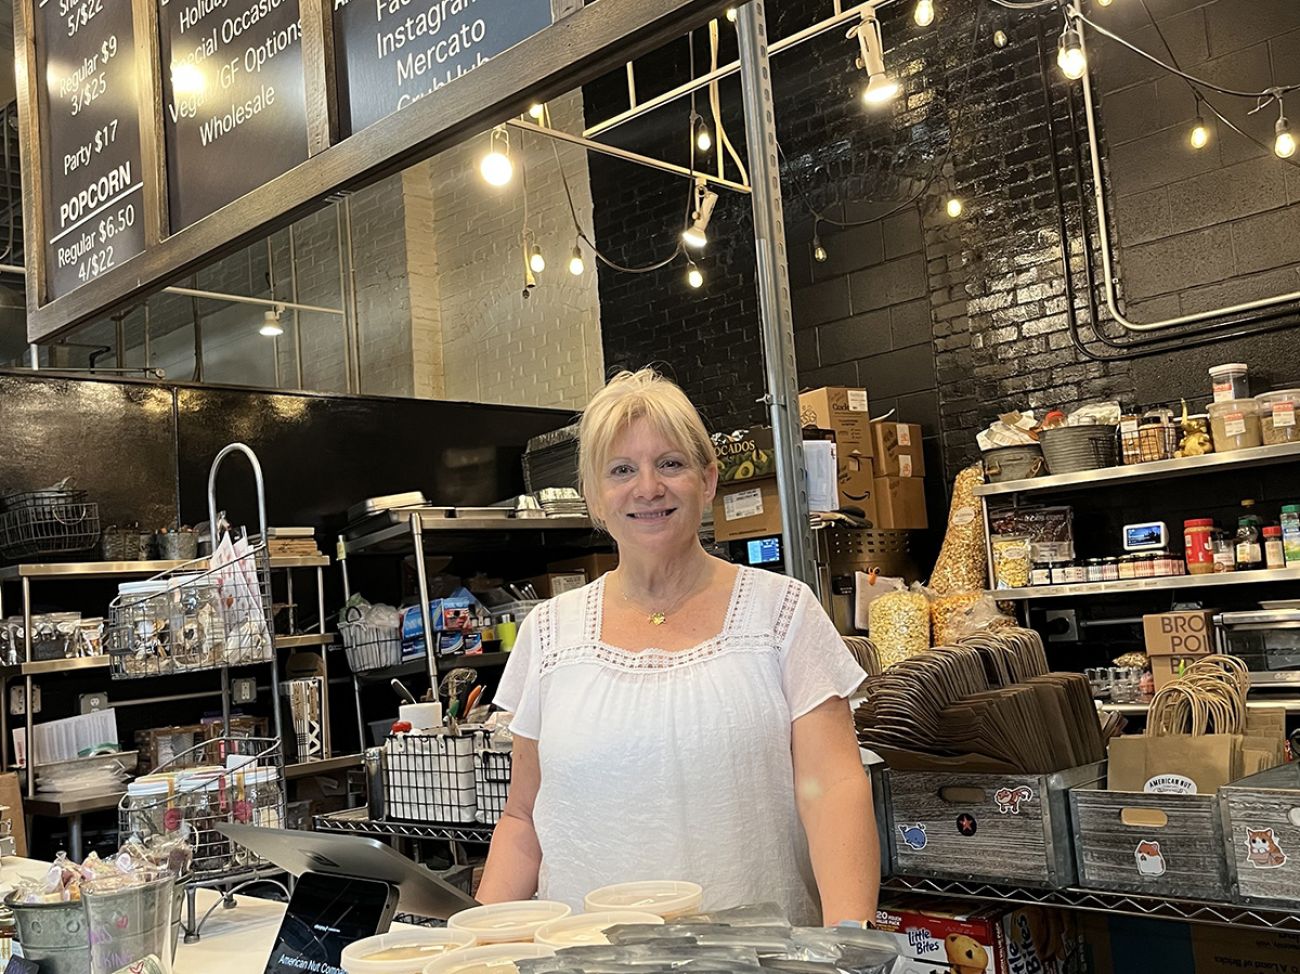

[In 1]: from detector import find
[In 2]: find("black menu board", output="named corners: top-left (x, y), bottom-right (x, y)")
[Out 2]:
top-left (159, 0), bottom-right (310, 230)
top-left (333, 0), bottom-right (551, 136)
top-left (34, 0), bottom-right (147, 299)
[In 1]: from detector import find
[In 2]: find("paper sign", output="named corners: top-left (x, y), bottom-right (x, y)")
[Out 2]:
top-left (899, 455), bottom-right (913, 478)
top-left (1273, 403), bottom-right (1296, 428)
top-left (897, 424), bottom-right (912, 446)
top-left (1223, 413), bottom-right (1246, 437)
top-left (847, 390), bottom-right (868, 412)
top-left (724, 488), bottom-right (764, 521)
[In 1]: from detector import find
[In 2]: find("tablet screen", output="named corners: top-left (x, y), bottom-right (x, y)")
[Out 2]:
top-left (264, 873), bottom-right (398, 974)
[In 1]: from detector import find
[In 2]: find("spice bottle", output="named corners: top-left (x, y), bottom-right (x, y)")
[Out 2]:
top-left (1236, 502), bottom-right (1264, 570)
top-left (1264, 526), bottom-right (1286, 569)
top-left (1212, 531), bottom-right (1236, 573)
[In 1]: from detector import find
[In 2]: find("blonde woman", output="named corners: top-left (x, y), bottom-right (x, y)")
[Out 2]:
top-left (478, 369), bottom-right (879, 925)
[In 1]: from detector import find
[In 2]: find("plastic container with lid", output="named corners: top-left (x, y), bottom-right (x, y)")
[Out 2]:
top-left (422, 943), bottom-right (556, 974)
top-left (1209, 363), bottom-right (1250, 402)
top-left (341, 928), bottom-right (478, 974)
top-left (1207, 399), bottom-right (1263, 452)
top-left (447, 901), bottom-right (570, 945)
top-left (1256, 389), bottom-right (1300, 445)
top-left (534, 911), bottom-right (664, 949)
top-left (1184, 519), bottom-right (1216, 575)
top-left (1283, 505), bottom-right (1300, 566)
top-left (1265, 526), bottom-right (1286, 569)
top-left (582, 880), bottom-right (704, 919)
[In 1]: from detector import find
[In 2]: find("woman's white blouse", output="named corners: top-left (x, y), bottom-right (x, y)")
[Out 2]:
top-left (494, 566), bottom-right (866, 924)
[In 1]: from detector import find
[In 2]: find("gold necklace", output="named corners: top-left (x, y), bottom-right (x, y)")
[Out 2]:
top-left (617, 568), bottom-right (707, 626)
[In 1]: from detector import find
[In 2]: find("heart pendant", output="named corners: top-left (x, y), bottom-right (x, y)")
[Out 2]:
top-left (649, 611), bottom-right (667, 626)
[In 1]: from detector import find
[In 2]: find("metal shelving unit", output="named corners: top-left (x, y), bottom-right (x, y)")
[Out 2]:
top-left (1100, 697), bottom-right (1300, 715)
top-left (315, 806), bottom-right (495, 844)
top-left (992, 566), bottom-right (1300, 601)
top-left (883, 875), bottom-right (1300, 933)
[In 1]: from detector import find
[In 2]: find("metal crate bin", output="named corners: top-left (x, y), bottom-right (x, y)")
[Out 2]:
top-left (338, 620), bottom-right (404, 672)
top-left (887, 763), bottom-right (1102, 889)
top-left (105, 545), bottom-right (274, 679)
top-left (1220, 763), bottom-right (1300, 907)
top-left (119, 736), bottom-right (285, 881)
top-left (0, 487), bottom-right (101, 561)
top-left (475, 747), bottom-right (511, 824)
top-left (383, 730), bottom-right (481, 823)
top-left (1070, 782), bottom-right (1232, 901)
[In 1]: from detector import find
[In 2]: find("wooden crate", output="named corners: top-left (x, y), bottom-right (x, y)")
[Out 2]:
top-left (886, 763), bottom-right (1101, 888)
top-left (1220, 763), bottom-right (1300, 907)
top-left (1070, 784), bottom-right (1231, 901)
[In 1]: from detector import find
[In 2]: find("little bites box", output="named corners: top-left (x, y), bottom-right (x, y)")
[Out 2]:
top-left (874, 900), bottom-right (1078, 974)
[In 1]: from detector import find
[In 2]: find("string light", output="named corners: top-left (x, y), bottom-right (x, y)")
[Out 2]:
top-left (1096, 0), bottom-right (1112, 6)
top-left (694, 115), bottom-right (713, 152)
top-left (686, 259), bottom-right (704, 289)
top-left (913, 0), bottom-right (934, 28)
top-left (479, 126), bottom-right (513, 186)
top-left (853, 6), bottom-right (899, 106)
top-left (946, 196), bottom-right (963, 219)
top-left (725, 7), bottom-right (736, 22)
top-left (259, 309), bottom-right (284, 338)
top-left (529, 244), bottom-right (546, 274)
top-left (812, 236), bottom-right (828, 263)
top-left (993, 29), bottom-right (1008, 48)
top-left (569, 244), bottom-right (585, 276)
top-left (682, 178), bottom-right (719, 249)
top-left (528, 103), bottom-right (545, 121)
top-left (1189, 115), bottom-right (1210, 149)
top-left (1057, 26), bottom-right (1086, 80)
top-left (1276, 113), bottom-right (1297, 159)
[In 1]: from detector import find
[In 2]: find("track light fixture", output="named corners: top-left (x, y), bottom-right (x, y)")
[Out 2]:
top-left (259, 307), bottom-right (284, 338)
top-left (852, 5), bottom-right (899, 106)
top-left (682, 178), bottom-right (719, 249)
top-left (479, 126), bottom-right (513, 186)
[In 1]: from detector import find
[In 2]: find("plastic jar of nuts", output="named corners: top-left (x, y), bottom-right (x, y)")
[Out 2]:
top-left (1256, 389), bottom-right (1300, 445)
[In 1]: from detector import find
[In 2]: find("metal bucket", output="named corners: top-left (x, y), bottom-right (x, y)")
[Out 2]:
top-left (82, 875), bottom-right (175, 974)
top-left (1039, 425), bottom-right (1118, 474)
top-left (982, 445), bottom-right (1045, 483)
top-left (6, 894), bottom-right (90, 974)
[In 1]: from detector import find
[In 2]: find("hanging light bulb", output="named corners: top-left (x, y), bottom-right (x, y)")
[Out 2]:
top-left (681, 178), bottom-right (719, 249)
top-left (528, 102), bottom-right (545, 120)
top-left (1275, 114), bottom-right (1297, 159)
top-left (479, 127), bottom-right (513, 186)
top-left (913, 0), bottom-right (935, 28)
top-left (854, 7), bottom-right (899, 106)
top-left (686, 260), bottom-right (704, 289)
top-left (946, 196), bottom-right (963, 219)
top-left (695, 116), bottom-right (713, 153)
top-left (569, 244), bottom-right (585, 276)
top-left (993, 29), bottom-right (1008, 48)
top-left (529, 244), bottom-right (546, 274)
top-left (812, 236), bottom-right (828, 263)
top-left (1189, 116), bottom-right (1210, 149)
top-left (725, 7), bottom-right (737, 22)
top-left (1057, 26), bottom-right (1086, 81)
top-left (1096, 0), bottom-right (1112, 6)
top-left (259, 309), bottom-right (284, 338)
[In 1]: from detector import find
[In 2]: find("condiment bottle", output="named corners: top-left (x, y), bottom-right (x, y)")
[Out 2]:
top-left (1236, 503), bottom-right (1264, 570)
top-left (1264, 526), bottom-right (1286, 569)
top-left (1184, 518), bottom-right (1215, 575)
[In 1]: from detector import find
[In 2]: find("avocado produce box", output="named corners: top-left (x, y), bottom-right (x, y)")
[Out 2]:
top-left (714, 427), bottom-right (775, 483)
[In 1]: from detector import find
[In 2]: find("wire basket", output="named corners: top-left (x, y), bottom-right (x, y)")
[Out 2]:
top-left (105, 544), bottom-right (273, 679)
top-left (382, 730), bottom-right (484, 823)
top-left (475, 748), bottom-right (511, 825)
top-left (338, 620), bottom-right (404, 672)
top-left (119, 736), bottom-right (285, 880)
top-left (1120, 423), bottom-right (1179, 464)
top-left (0, 491), bottom-right (101, 561)
top-left (1039, 424), bottom-right (1119, 474)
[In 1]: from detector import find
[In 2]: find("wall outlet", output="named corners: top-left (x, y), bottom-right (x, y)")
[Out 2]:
top-left (9, 685), bottom-right (41, 716)
top-left (80, 692), bottom-right (109, 714)
top-left (232, 678), bottom-right (258, 705)
top-left (1045, 609), bottom-right (1079, 642)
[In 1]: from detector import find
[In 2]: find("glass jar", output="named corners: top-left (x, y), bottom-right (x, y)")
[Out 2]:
top-left (1208, 399), bottom-right (1263, 452)
top-left (1257, 389), bottom-right (1300, 445)
top-left (1236, 513), bottom-right (1264, 570)
top-left (1030, 565), bottom-right (1052, 586)
top-left (1265, 526), bottom-right (1286, 569)
top-left (1062, 564), bottom-right (1087, 584)
top-left (1085, 558), bottom-right (1105, 583)
top-left (186, 773), bottom-right (232, 873)
top-left (1212, 531), bottom-right (1236, 572)
top-left (1209, 362), bottom-right (1250, 402)
top-left (1050, 561), bottom-right (1072, 584)
top-left (1184, 518), bottom-right (1216, 575)
top-left (1118, 555), bottom-right (1137, 580)
top-left (1102, 557), bottom-right (1121, 582)
top-left (124, 776), bottom-right (188, 842)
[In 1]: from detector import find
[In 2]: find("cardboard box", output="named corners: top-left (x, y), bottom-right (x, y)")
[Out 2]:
top-left (1077, 912), bottom-right (1300, 973)
top-left (799, 387), bottom-right (872, 457)
top-left (524, 572), bottom-right (587, 598)
top-left (873, 476), bottom-right (928, 529)
top-left (713, 477), bottom-right (781, 542)
top-left (1143, 611), bottom-right (1216, 656)
top-left (1150, 655), bottom-right (1202, 691)
top-left (546, 553), bottom-right (619, 581)
top-left (715, 427), bottom-right (775, 483)
top-left (872, 421), bottom-right (926, 477)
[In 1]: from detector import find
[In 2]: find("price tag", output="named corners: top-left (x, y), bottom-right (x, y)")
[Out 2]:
top-left (335, 539), bottom-right (347, 561)
top-left (1223, 413), bottom-right (1246, 437)
top-left (896, 424), bottom-right (912, 446)
top-left (724, 488), bottom-right (764, 521)
top-left (847, 390), bottom-right (868, 412)
top-left (899, 455), bottom-right (913, 478)
top-left (1121, 417), bottom-right (1139, 434)
top-left (1273, 403), bottom-right (1296, 428)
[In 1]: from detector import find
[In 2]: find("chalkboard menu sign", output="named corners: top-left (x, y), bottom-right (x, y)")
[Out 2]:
top-left (159, 0), bottom-right (311, 230)
top-left (333, 0), bottom-right (552, 135)
top-left (33, 0), bottom-right (147, 299)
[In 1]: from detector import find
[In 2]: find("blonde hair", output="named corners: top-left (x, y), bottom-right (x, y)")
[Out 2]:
top-left (579, 369), bottom-right (715, 527)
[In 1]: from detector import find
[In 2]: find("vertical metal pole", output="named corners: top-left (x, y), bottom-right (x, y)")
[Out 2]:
top-left (339, 534), bottom-right (366, 750)
top-left (221, 667), bottom-right (232, 737)
top-left (411, 513), bottom-right (438, 690)
top-left (22, 577), bottom-right (34, 799)
top-left (0, 580), bottom-right (8, 771)
top-left (28, 344), bottom-right (38, 369)
top-left (736, 1), bottom-right (817, 589)
top-left (317, 566), bottom-right (332, 757)
top-left (286, 572), bottom-right (297, 638)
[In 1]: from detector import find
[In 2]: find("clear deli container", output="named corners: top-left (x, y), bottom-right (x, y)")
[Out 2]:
top-left (422, 943), bottom-right (556, 974)
top-left (1209, 363), bottom-right (1250, 402)
top-left (1256, 389), bottom-right (1300, 445)
top-left (342, 928), bottom-right (478, 974)
top-left (1207, 399), bottom-right (1263, 451)
top-left (446, 901), bottom-right (570, 945)
top-left (582, 880), bottom-right (704, 919)
top-left (534, 911), bottom-right (664, 948)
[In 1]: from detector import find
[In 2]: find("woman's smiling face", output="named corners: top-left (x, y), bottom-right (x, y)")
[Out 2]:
top-left (593, 417), bottom-right (718, 556)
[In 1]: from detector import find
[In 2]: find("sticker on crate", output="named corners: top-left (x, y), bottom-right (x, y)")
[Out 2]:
top-left (956, 814), bottom-right (978, 837)
top-left (994, 785), bottom-right (1032, 814)
top-left (1245, 827), bottom-right (1288, 869)
top-left (1143, 773), bottom-right (1196, 795)
top-left (897, 823), bottom-right (927, 850)
top-left (1134, 839), bottom-right (1167, 877)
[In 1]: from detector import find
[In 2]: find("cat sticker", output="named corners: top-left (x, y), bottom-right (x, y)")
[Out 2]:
top-left (1134, 839), bottom-right (1167, 878)
top-left (1245, 827), bottom-right (1288, 869)
top-left (898, 823), bottom-right (928, 851)
top-left (994, 785), bottom-right (1033, 815)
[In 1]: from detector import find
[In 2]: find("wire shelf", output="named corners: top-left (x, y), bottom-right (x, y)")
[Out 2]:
top-left (314, 807), bottom-right (496, 844)
top-left (0, 500), bottom-right (101, 561)
top-left (882, 875), bottom-right (1300, 933)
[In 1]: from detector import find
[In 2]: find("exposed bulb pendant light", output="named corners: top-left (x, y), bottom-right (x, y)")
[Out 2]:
top-left (1096, 0), bottom-right (1112, 6)
top-left (812, 236), bottom-right (828, 263)
top-left (913, 0), bottom-right (935, 28)
top-left (686, 259), bottom-right (704, 289)
top-left (725, 7), bottom-right (737, 22)
top-left (259, 308), bottom-right (284, 338)
top-left (529, 245), bottom-right (546, 274)
top-left (569, 244), bottom-right (585, 276)
top-left (1189, 115), bottom-right (1210, 149)
top-left (993, 29), bottom-right (1009, 48)
top-left (1275, 113), bottom-right (1296, 159)
top-left (479, 126), bottom-right (513, 186)
top-left (695, 116), bottom-right (713, 152)
top-left (946, 196), bottom-right (963, 219)
top-left (1057, 25), bottom-right (1086, 81)
top-left (854, 7), bottom-right (899, 106)
top-left (681, 178), bottom-right (719, 249)
top-left (528, 102), bottom-right (545, 120)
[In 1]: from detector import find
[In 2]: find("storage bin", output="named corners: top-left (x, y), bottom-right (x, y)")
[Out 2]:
top-left (885, 763), bottom-right (1102, 888)
top-left (474, 748), bottom-right (511, 825)
top-left (384, 731), bottom-right (478, 823)
top-left (1070, 783), bottom-right (1231, 901)
top-left (982, 445), bottom-right (1045, 483)
top-left (1219, 763), bottom-right (1300, 907)
top-left (1256, 389), bottom-right (1300, 446)
top-left (1039, 426), bottom-right (1118, 474)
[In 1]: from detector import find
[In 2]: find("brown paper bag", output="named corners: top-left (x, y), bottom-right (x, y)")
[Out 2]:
top-left (0, 772), bottom-right (28, 857)
top-left (1107, 733), bottom-right (1242, 793)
